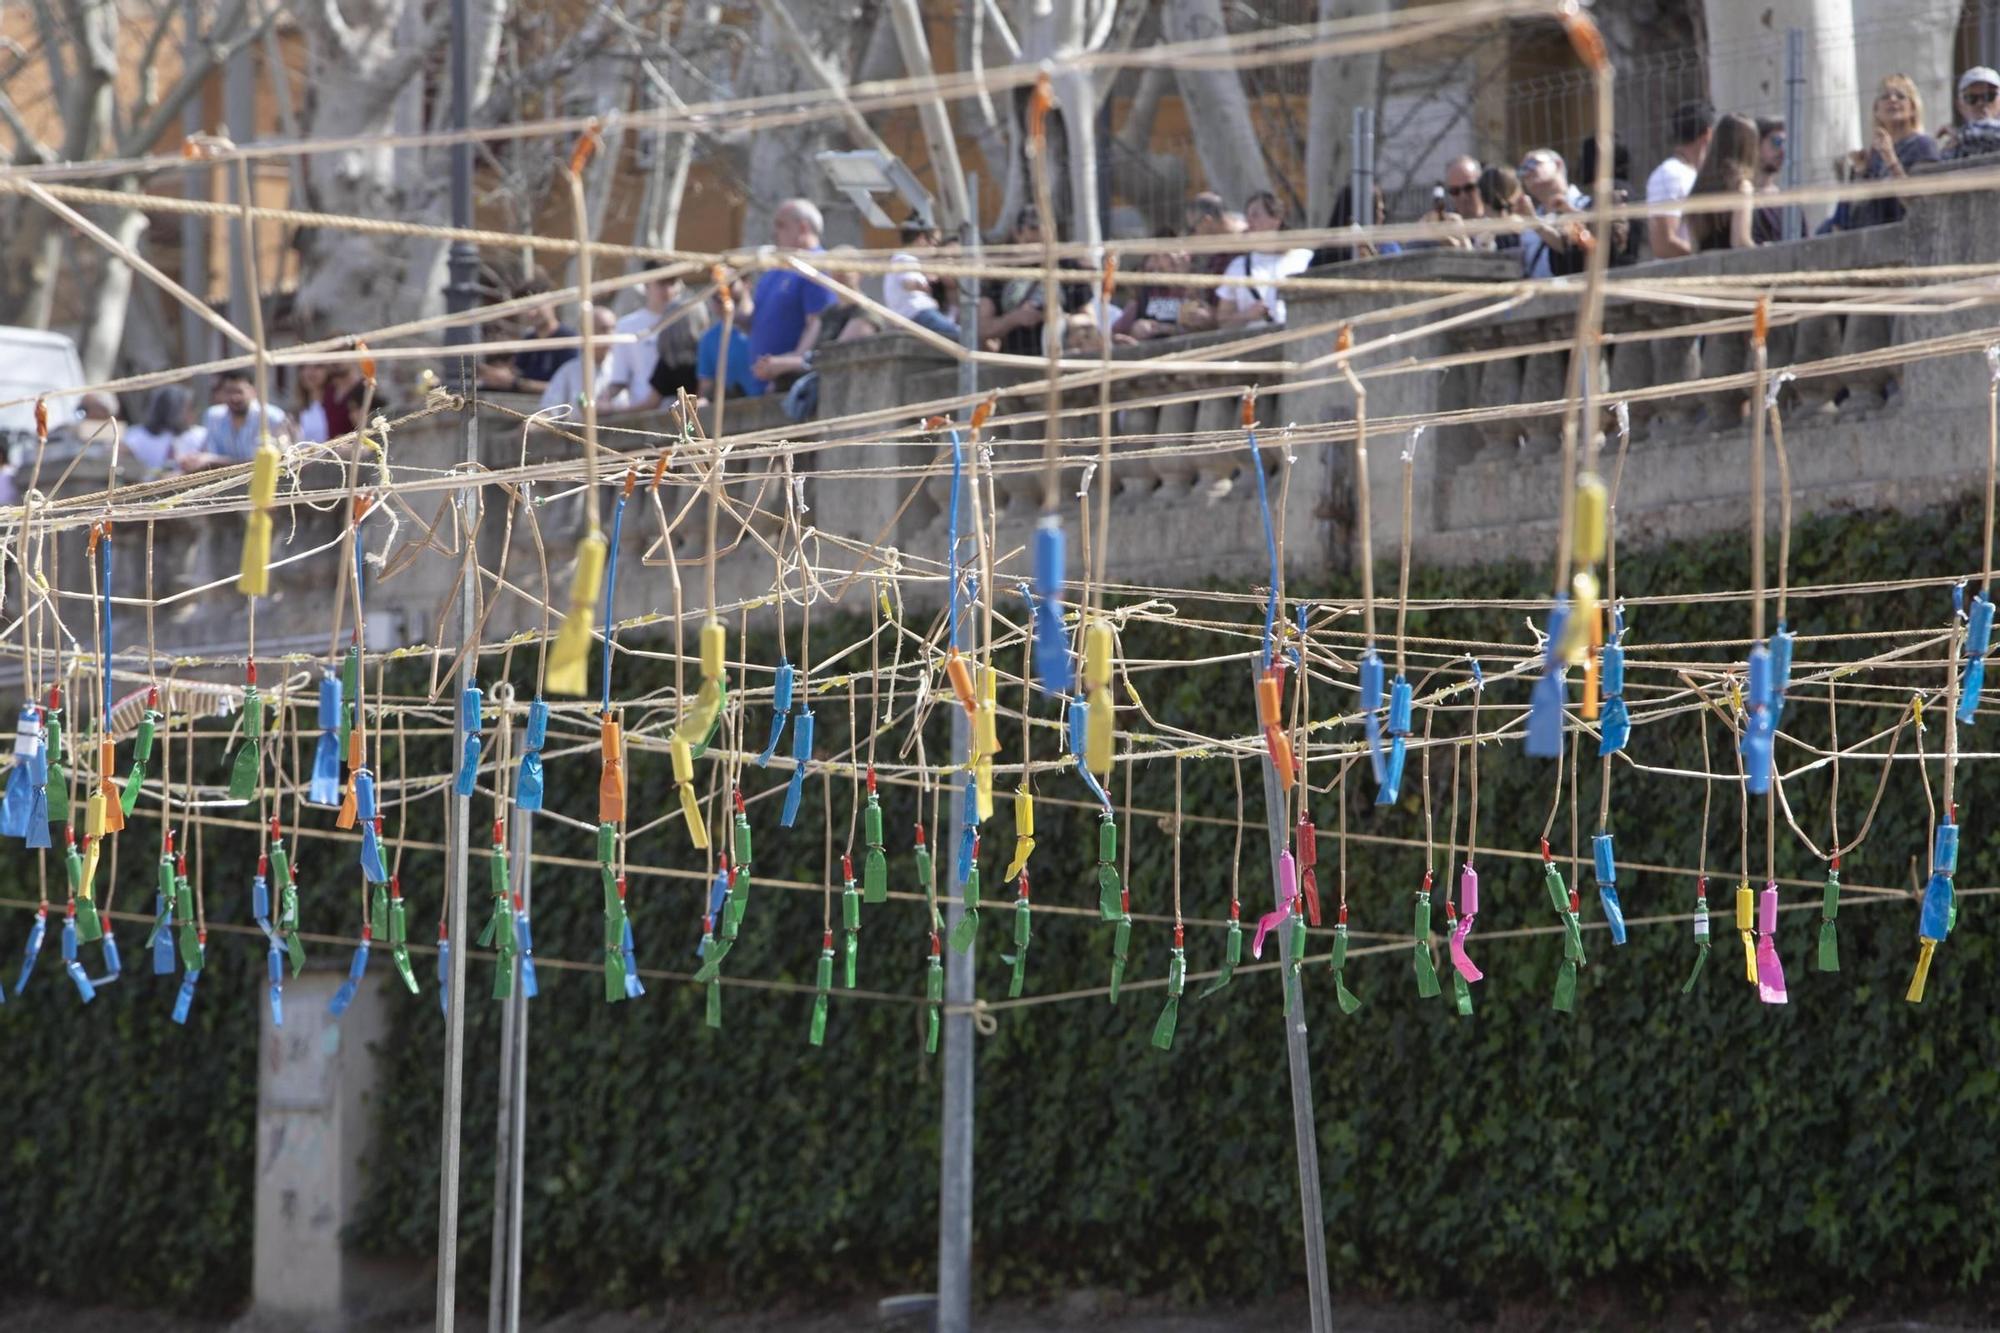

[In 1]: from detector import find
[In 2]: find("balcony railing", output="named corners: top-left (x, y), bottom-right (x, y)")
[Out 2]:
top-left (13, 166), bottom-right (1995, 668)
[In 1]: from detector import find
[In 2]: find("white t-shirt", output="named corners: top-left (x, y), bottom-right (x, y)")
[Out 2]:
top-left (1220, 247), bottom-right (1314, 323)
top-left (1646, 155), bottom-right (1698, 247)
top-left (883, 252), bottom-right (940, 320)
top-left (538, 355), bottom-right (615, 414)
top-left (602, 306), bottom-right (662, 407)
top-left (123, 425), bottom-right (204, 474)
top-left (297, 400), bottom-right (329, 444)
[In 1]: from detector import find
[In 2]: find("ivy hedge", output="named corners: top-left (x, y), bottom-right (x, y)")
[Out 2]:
top-left (6, 496), bottom-right (2000, 1322)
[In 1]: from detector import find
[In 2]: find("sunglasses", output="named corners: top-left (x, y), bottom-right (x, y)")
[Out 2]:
top-left (1446, 182), bottom-right (1480, 197)
top-left (1968, 88), bottom-right (1999, 107)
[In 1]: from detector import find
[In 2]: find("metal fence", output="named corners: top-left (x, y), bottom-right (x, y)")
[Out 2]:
top-left (1111, 2), bottom-right (2000, 238)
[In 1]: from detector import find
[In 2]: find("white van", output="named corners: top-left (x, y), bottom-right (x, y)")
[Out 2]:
top-left (0, 327), bottom-right (85, 465)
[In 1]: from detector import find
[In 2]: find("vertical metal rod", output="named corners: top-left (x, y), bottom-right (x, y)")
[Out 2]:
top-left (434, 463), bottom-right (477, 1333)
top-left (937, 709), bottom-right (973, 1333)
top-left (1350, 106), bottom-right (1375, 240)
top-left (937, 172), bottom-right (980, 1333)
top-left (488, 808), bottom-right (518, 1333)
top-left (487, 704), bottom-right (523, 1333)
top-left (179, 0), bottom-right (211, 372)
top-left (222, 43), bottom-right (255, 332)
top-left (436, 0), bottom-right (478, 1320)
top-left (1256, 662), bottom-right (1332, 1333)
top-left (1782, 28), bottom-right (1804, 243)
top-left (505, 815), bottom-right (531, 1333)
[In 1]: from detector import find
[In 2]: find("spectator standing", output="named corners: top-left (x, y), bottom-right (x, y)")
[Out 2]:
top-left (598, 274), bottom-right (682, 409)
top-left (747, 199), bottom-right (837, 391)
top-left (1180, 192), bottom-right (1245, 331)
top-left (539, 306), bottom-right (620, 413)
top-left (1577, 136), bottom-right (1640, 266)
top-left (1312, 183), bottom-right (1405, 265)
top-left (977, 206), bottom-right (1090, 355)
top-left (1646, 99), bottom-right (1715, 259)
top-left (73, 393), bottom-right (120, 436)
top-left (1183, 191), bottom-right (1237, 275)
top-left (1687, 113), bottom-right (1762, 252)
top-left (1517, 149), bottom-right (1595, 279)
top-left (1113, 243), bottom-right (1192, 342)
top-left (124, 386), bottom-right (203, 476)
top-left (1219, 191), bottom-right (1314, 326)
top-left (1438, 154), bottom-right (1489, 248)
top-left (1945, 66), bottom-right (2000, 159)
top-left (295, 365), bottom-right (330, 443)
top-left (695, 281), bottom-right (762, 399)
top-left (192, 368), bottom-right (290, 466)
top-left (1478, 164), bottom-right (1528, 253)
top-left (1752, 117), bottom-right (1786, 243)
top-left (504, 286), bottom-right (576, 394)
top-left (884, 221), bottom-right (961, 340)
top-left (1834, 74), bottom-right (1939, 230)
top-left (758, 250), bottom-right (880, 420)
top-left (321, 362), bottom-right (358, 441)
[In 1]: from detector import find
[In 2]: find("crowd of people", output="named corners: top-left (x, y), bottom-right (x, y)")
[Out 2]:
top-left (36, 58), bottom-right (1997, 480)
top-left (456, 61), bottom-right (2000, 427)
top-left (21, 362), bottom-right (370, 483)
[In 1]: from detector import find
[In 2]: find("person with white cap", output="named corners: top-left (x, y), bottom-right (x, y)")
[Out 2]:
top-left (1945, 65), bottom-right (2000, 159)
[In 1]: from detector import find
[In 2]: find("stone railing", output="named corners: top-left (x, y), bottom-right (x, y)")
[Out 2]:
top-left (1282, 162), bottom-right (2000, 568)
top-left (15, 166), bottom-right (1998, 668)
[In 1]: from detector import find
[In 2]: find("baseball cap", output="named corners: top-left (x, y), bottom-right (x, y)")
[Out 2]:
top-left (1959, 66), bottom-right (2000, 93)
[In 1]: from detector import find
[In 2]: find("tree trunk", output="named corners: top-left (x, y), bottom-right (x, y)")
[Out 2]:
top-left (887, 0), bottom-right (971, 232)
top-left (77, 182), bottom-right (150, 384)
top-left (1306, 0), bottom-right (1386, 232)
top-left (1158, 0), bottom-right (1270, 209)
top-left (739, 5), bottom-right (851, 245)
top-left (1705, 0), bottom-right (1856, 230)
top-left (1111, 66), bottom-right (1192, 235)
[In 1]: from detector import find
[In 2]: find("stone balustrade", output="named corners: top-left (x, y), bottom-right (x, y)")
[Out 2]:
top-left (11, 162), bottom-right (1999, 671)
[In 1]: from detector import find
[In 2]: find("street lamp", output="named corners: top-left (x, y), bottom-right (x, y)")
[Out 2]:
top-left (816, 149), bottom-right (936, 230)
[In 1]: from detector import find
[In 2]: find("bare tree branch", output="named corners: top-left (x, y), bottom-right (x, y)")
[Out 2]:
top-left (119, 0), bottom-right (271, 156)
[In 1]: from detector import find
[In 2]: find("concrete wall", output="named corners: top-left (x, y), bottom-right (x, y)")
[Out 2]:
top-left (253, 969), bottom-right (416, 1327)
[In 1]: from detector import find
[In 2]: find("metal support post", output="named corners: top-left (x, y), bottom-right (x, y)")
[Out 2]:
top-left (1350, 106), bottom-right (1375, 241)
top-left (436, 0), bottom-right (479, 1321)
top-left (937, 172), bottom-right (981, 1333)
top-left (938, 708), bottom-right (973, 1333)
top-left (1783, 29), bottom-right (1805, 243)
top-left (488, 712), bottom-right (528, 1333)
top-left (1256, 660), bottom-right (1332, 1333)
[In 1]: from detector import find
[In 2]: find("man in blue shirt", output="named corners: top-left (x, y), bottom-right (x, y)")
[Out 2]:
top-left (748, 198), bottom-right (837, 390)
top-left (186, 367), bottom-right (292, 468)
top-left (696, 281), bottom-right (764, 398)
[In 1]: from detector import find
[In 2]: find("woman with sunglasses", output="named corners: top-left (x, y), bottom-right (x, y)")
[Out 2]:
top-left (1829, 74), bottom-right (1939, 231)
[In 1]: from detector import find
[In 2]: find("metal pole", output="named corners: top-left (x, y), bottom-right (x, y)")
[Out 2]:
top-left (1350, 106), bottom-right (1375, 240)
top-left (937, 173), bottom-right (980, 1333)
top-left (1782, 29), bottom-right (1804, 242)
top-left (488, 821), bottom-right (518, 1333)
top-left (505, 815), bottom-right (531, 1333)
top-left (487, 708), bottom-right (525, 1333)
top-left (436, 0), bottom-right (479, 1320)
top-left (1255, 667), bottom-right (1332, 1333)
top-left (937, 707), bottom-right (973, 1333)
top-left (179, 0), bottom-right (211, 374)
